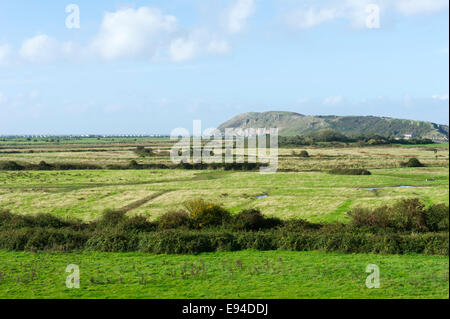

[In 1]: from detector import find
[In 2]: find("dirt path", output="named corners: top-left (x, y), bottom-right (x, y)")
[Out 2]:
top-left (116, 190), bottom-right (171, 214)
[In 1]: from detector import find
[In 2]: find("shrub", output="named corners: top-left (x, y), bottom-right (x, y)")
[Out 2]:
top-left (329, 168), bottom-right (371, 175)
top-left (0, 211), bottom-right (84, 230)
top-left (348, 206), bottom-right (390, 229)
top-left (298, 150), bottom-right (309, 157)
top-left (38, 161), bottom-right (53, 170)
top-left (85, 230), bottom-right (139, 252)
top-left (348, 199), bottom-right (449, 232)
top-left (184, 199), bottom-right (231, 229)
top-left (233, 209), bottom-right (282, 231)
top-left (94, 209), bottom-right (127, 229)
top-left (0, 228), bottom-right (89, 252)
top-left (280, 218), bottom-right (322, 232)
top-left (129, 160), bottom-right (139, 168)
top-left (424, 204), bottom-right (449, 232)
top-left (138, 230), bottom-right (215, 254)
top-left (233, 209), bottom-right (266, 231)
top-left (400, 158), bottom-right (424, 167)
top-left (117, 215), bottom-right (156, 232)
top-left (0, 161), bottom-right (24, 171)
top-left (157, 210), bottom-right (191, 229)
top-left (134, 146), bottom-right (153, 157)
top-left (388, 198), bottom-right (427, 232)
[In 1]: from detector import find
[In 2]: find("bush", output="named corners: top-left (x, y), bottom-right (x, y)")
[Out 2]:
top-left (0, 211), bottom-right (84, 230)
top-left (138, 230), bottom-right (216, 254)
top-left (117, 215), bottom-right (156, 232)
top-left (38, 161), bottom-right (53, 170)
top-left (157, 210), bottom-right (191, 229)
top-left (0, 201), bottom-right (448, 255)
top-left (280, 218), bottom-right (322, 232)
top-left (184, 199), bottom-right (232, 229)
top-left (298, 150), bottom-right (309, 157)
top-left (85, 230), bottom-right (139, 252)
top-left (348, 199), bottom-right (449, 232)
top-left (128, 160), bottom-right (139, 168)
top-left (233, 209), bottom-right (266, 231)
top-left (400, 158), bottom-right (424, 167)
top-left (233, 209), bottom-right (282, 231)
top-left (348, 206), bottom-right (390, 229)
top-left (0, 161), bottom-right (24, 170)
top-left (134, 146), bottom-right (153, 157)
top-left (424, 204), bottom-right (449, 232)
top-left (94, 209), bottom-right (127, 229)
top-left (388, 198), bottom-right (427, 232)
top-left (0, 228), bottom-right (89, 252)
top-left (329, 168), bottom-right (371, 175)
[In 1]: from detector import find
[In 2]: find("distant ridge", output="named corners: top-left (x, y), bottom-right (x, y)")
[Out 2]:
top-left (218, 111), bottom-right (449, 141)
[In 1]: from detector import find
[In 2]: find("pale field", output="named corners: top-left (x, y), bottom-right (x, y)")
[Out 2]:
top-left (1, 143), bottom-right (448, 170)
top-left (0, 166), bottom-right (448, 222)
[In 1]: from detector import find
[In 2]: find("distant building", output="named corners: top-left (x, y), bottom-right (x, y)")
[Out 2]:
top-left (403, 133), bottom-right (413, 140)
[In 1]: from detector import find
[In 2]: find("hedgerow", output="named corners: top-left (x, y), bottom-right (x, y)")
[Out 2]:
top-left (0, 198), bottom-right (447, 255)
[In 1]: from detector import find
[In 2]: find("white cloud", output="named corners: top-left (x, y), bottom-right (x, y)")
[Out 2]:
top-left (225, 0), bottom-right (255, 33)
top-left (89, 7), bottom-right (231, 62)
top-left (432, 94), bottom-right (449, 101)
top-left (285, 7), bottom-right (339, 29)
top-left (168, 29), bottom-right (231, 62)
top-left (0, 44), bottom-right (12, 65)
top-left (2, 6), bottom-right (242, 65)
top-left (169, 37), bottom-right (198, 62)
top-left (19, 34), bottom-right (61, 63)
top-left (394, 0), bottom-right (449, 16)
top-left (91, 7), bottom-right (178, 60)
top-left (323, 95), bottom-right (343, 105)
top-left (283, 0), bottom-right (449, 30)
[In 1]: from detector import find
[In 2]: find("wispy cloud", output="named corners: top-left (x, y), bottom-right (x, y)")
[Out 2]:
top-left (323, 95), bottom-right (344, 105)
top-left (432, 94), bottom-right (449, 101)
top-left (225, 0), bottom-right (256, 33)
top-left (283, 0), bottom-right (449, 30)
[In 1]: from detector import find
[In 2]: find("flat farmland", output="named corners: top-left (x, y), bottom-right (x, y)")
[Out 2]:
top-left (0, 166), bottom-right (448, 222)
top-left (0, 139), bottom-right (448, 300)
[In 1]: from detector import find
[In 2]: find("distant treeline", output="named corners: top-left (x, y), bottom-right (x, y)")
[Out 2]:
top-left (279, 130), bottom-right (436, 146)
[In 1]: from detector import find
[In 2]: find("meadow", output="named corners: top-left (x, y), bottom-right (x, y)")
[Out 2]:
top-left (0, 250), bottom-right (448, 299)
top-left (0, 137), bottom-right (448, 299)
top-left (0, 167), bottom-right (448, 222)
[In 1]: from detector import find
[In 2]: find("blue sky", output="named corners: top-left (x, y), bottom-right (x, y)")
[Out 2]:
top-left (0, 0), bottom-right (448, 134)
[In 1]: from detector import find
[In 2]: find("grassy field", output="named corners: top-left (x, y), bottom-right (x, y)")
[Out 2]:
top-left (0, 138), bottom-right (448, 299)
top-left (0, 250), bottom-right (448, 299)
top-left (0, 167), bottom-right (448, 222)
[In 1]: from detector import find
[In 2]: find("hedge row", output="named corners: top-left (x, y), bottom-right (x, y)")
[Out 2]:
top-left (0, 160), bottom-right (267, 171)
top-left (0, 228), bottom-right (447, 255)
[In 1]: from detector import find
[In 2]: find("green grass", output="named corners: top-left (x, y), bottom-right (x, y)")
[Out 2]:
top-left (0, 250), bottom-right (447, 299)
top-left (0, 141), bottom-right (448, 299)
top-left (0, 167), bottom-right (448, 222)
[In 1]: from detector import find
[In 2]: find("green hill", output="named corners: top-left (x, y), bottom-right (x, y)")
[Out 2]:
top-left (218, 111), bottom-right (449, 141)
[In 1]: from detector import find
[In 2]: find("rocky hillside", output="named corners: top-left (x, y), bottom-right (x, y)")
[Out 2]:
top-left (218, 111), bottom-right (449, 141)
